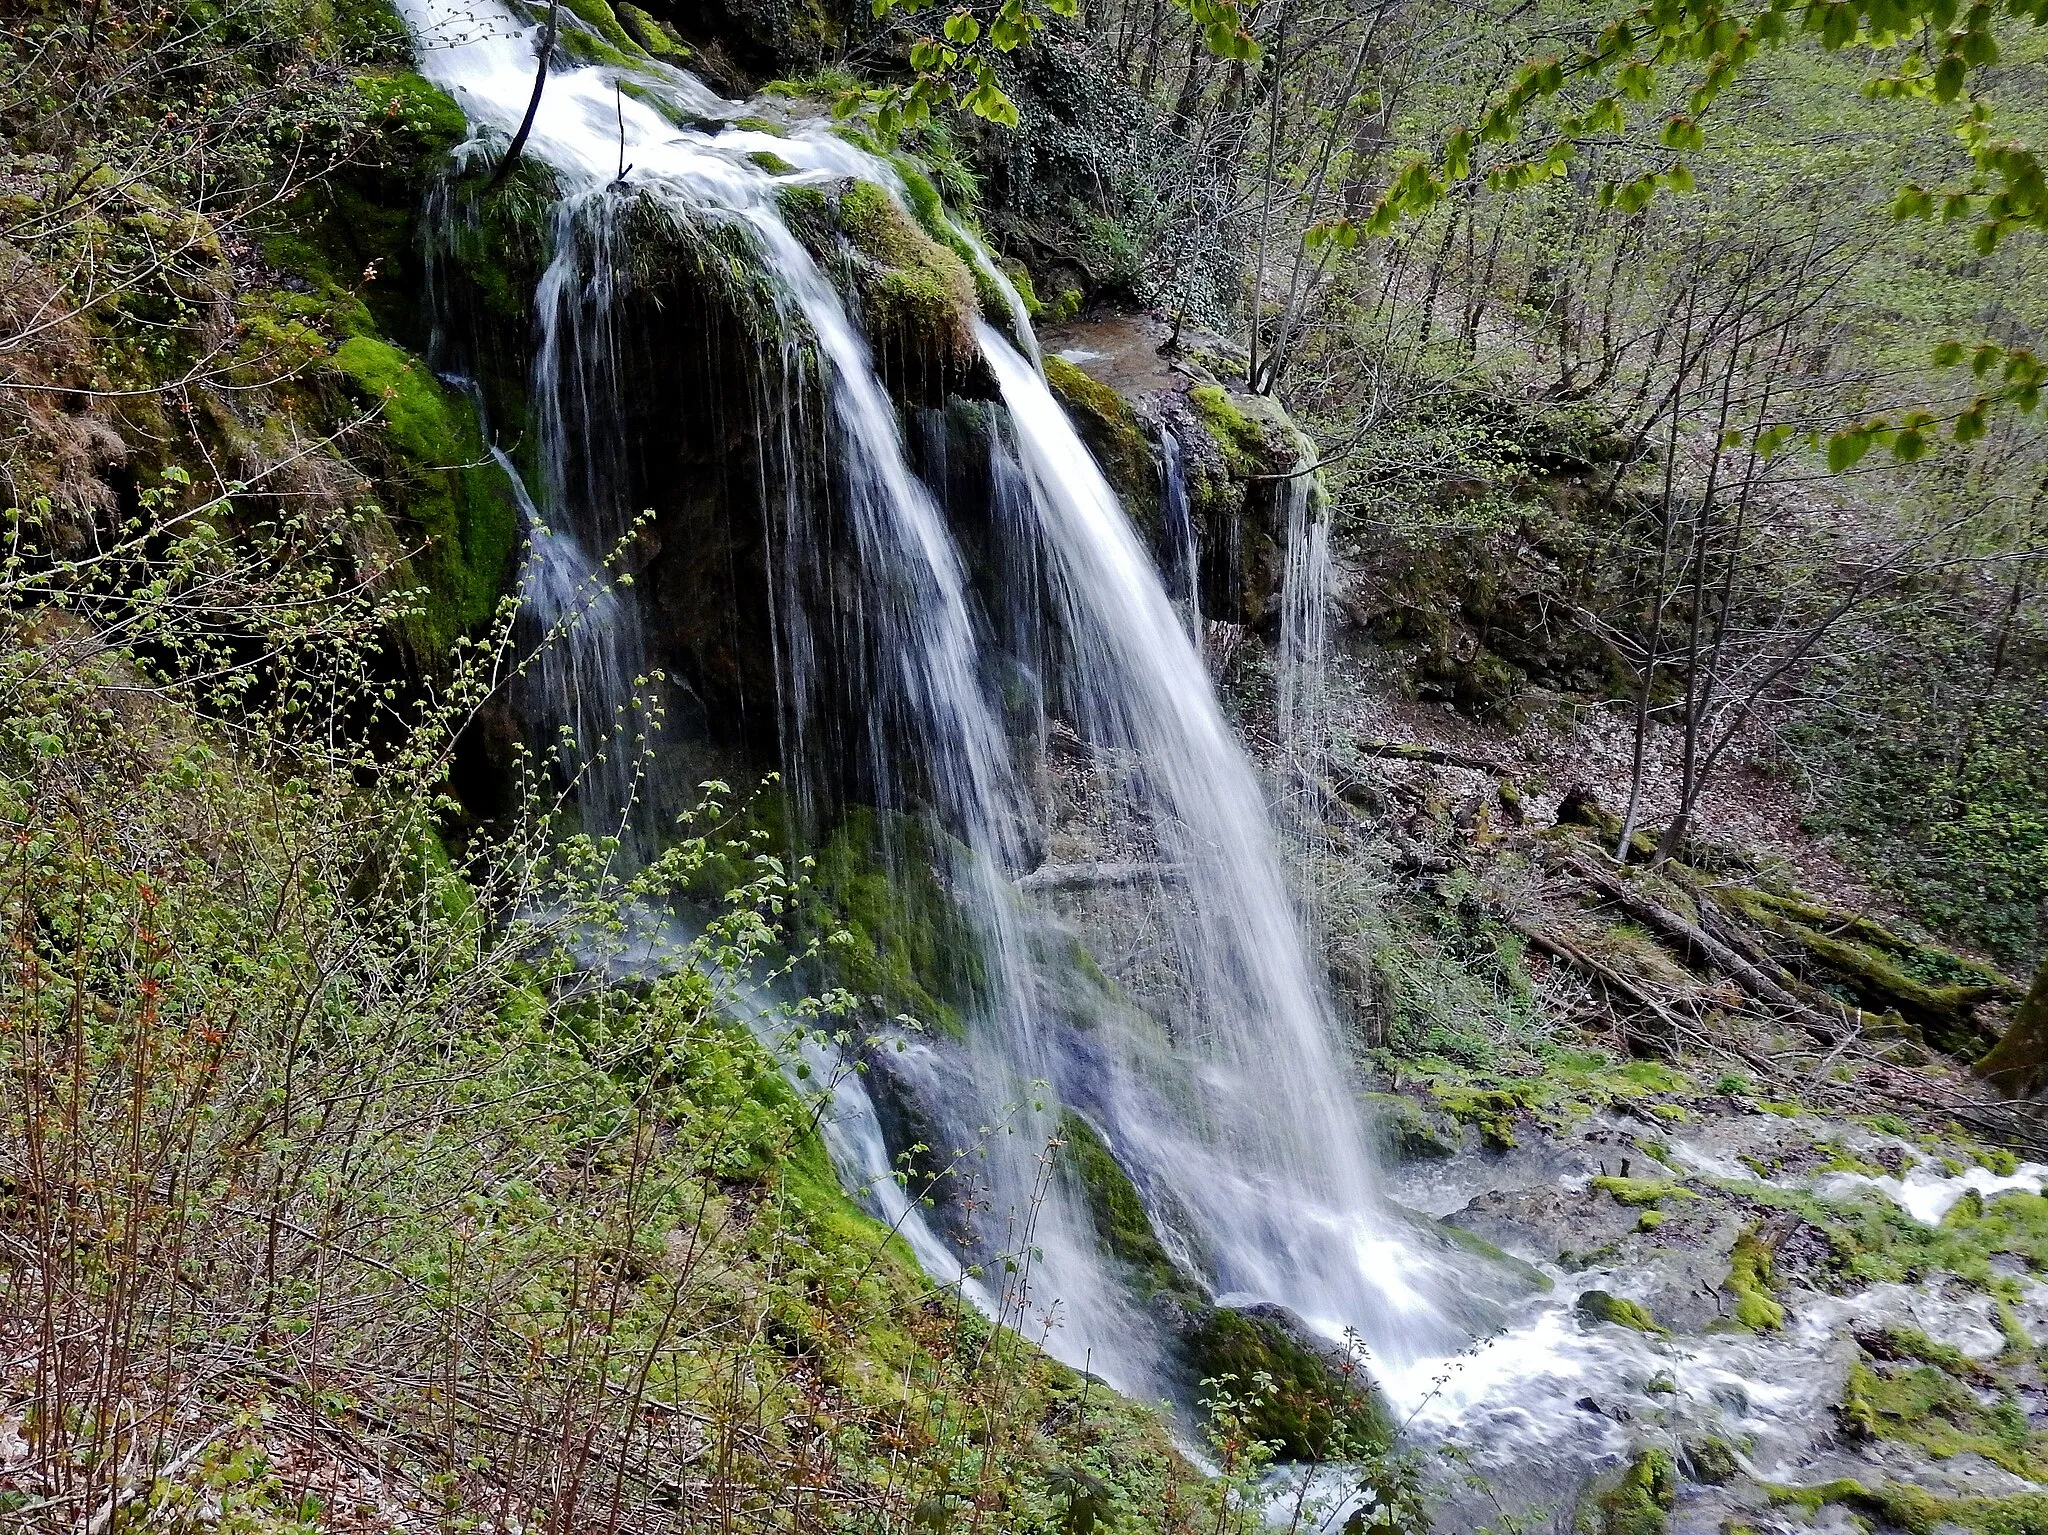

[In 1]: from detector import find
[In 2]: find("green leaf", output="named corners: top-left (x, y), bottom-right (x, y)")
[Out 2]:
top-left (943, 11), bottom-right (980, 43)
top-left (1827, 426), bottom-right (1873, 472)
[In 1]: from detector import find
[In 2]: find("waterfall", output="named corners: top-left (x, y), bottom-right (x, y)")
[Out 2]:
top-left (1277, 471), bottom-right (1334, 868)
top-left (398, 0), bottom-right (1462, 1398)
top-left (1159, 424), bottom-right (1201, 646)
top-left (981, 333), bottom-right (1455, 1365)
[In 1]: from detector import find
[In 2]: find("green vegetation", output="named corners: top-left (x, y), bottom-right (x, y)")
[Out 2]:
top-left (1592, 1174), bottom-right (1697, 1208)
top-left (1060, 1110), bottom-right (1193, 1298)
top-left (1046, 353), bottom-right (1161, 529)
top-left (1595, 1448), bottom-right (1677, 1535)
top-left (802, 806), bottom-right (987, 1039)
top-left (1721, 1229), bottom-right (1787, 1332)
top-left (1185, 1309), bottom-right (1392, 1463)
top-left (327, 334), bottom-right (522, 644)
top-left (832, 180), bottom-right (980, 362)
top-left (1575, 1289), bottom-right (1666, 1334)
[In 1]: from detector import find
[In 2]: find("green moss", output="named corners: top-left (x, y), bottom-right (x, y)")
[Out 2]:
top-left (557, 0), bottom-right (647, 65)
top-left (615, 2), bottom-right (688, 57)
top-left (1186, 1309), bottom-right (1392, 1462)
top-left (1716, 884), bottom-right (2014, 1055)
top-left (1430, 1216), bottom-right (1554, 1291)
top-left (1721, 1228), bottom-right (1785, 1332)
top-left (1059, 1111), bottom-right (1191, 1299)
top-left (259, 70), bottom-right (469, 343)
top-left (1187, 383), bottom-right (1270, 476)
top-left (805, 808), bottom-right (984, 1039)
top-left (1592, 1174), bottom-right (1697, 1207)
top-left (1362, 1092), bottom-right (1460, 1160)
top-left (327, 335), bottom-right (521, 644)
top-left (1771, 1480), bottom-right (2048, 1535)
top-left (1595, 1448), bottom-right (1676, 1535)
top-left (1575, 1289), bottom-right (1666, 1334)
top-left (1427, 1081), bottom-right (1533, 1149)
top-left (1979, 957), bottom-right (2048, 1096)
top-left (1043, 355), bottom-right (1158, 528)
top-left (1842, 1343), bottom-right (2042, 1477)
top-left (747, 150), bottom-right (799, 176)
top-left (1636, 1209), bottom-right (1665, 1231)
top-left (1683, 1437), bottom-right (1740, 1486)
top-left (1001, 257), bottom-right (1044, 317)
top-left (1818, 1139), bottom-right (1895, 1177)
top-left (832, 181), bottom-right (977, 361)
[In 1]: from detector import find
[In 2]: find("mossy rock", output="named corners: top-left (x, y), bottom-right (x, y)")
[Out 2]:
top-left (555, 0), bottom-right (652, 67)
top-left (1362, 1091), bottom-right (1461, 1160)
top-left (1594, 1448), bottom-right (1677, 1535)
top-left (1682, 1436), bottom-right (1740, 1486)
top-left (1044, 355), bottom-right (1159, 535)
top-left (1841, 1343), bottom-right (2044, 1478)
top-left (259, 70), bottom-right (469, 345)
top-left (829, 180), bottom-right (981, 403)
top-left (1978, 956), bottom-right (2048, 1096)
top-left (1058, 1111), bottom-right (1196, 1299)
top-left (1576, 1289), bottom-right (1665, 1335)
top-left (804, 807), bottom-right (985, 1039)
top-left (326, 335), bottom-right (522, 650)
top-left (1719, 1227), bottom-right (1785, 1332)
top-left (1592, 1174), bottom-right (1697, 1209)
top-left (1180, 1303), bottom-right (1392, 1462)
top-left (615, 1), bottom-right (690, 56)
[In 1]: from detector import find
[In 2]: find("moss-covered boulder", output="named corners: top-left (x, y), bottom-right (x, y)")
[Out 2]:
top-left (822, 180), bottom-right (985, 406)
top-left (325, 335), bottom-right (522, 650)
top-left (1362, 1091), bottom-right (1462, 1160)
top-left (1594, 1448), bottom-right (1677, 1535)
top-left (1719, 1228), bottom-right (1785, 1332)
top-left (1576, 1289), bottom-right (1665, 1335)
top-left (1059, 1111), bottom-right (1197, 1299)
top-left (1035, 311), bottom-right (1328, 630)
top-left (1177, 1302), bottom-right (1392, 1462)
top-left (1045, 354), bottom-right (1159, 534)
top-left (805, 806), bottom-right (986, 1038)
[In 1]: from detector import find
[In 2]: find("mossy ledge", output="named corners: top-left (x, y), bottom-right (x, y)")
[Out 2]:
top-left (326, 335), bottom-right (521, 651)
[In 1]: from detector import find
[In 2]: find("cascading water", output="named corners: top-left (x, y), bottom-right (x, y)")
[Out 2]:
top-left (1158, 424), bottom-right (1201, 646)
top-left (1276, 470), bottom-right (1333, 869)
top-left (982, 333), bottom-right (1460, 1367)
top-left (397, 0), bottom-right (1468, 1405)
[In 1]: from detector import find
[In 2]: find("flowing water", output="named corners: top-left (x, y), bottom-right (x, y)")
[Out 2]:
top-left (402, 0), bottom-right (1461, 1419)
top-left (1158, 423), bottom-right (1200, 645)
top-left (1275, 470), bottom-right (1332, 890)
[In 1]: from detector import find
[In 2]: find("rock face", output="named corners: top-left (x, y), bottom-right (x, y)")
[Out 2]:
top-left (1038, 311), bottom-right (1322, 634)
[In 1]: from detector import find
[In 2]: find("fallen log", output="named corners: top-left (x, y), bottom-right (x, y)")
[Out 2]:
top-left (1358, 739), bottom-right (1512, 775)
top-left (1562, 855), bottom-right (1813, 1021)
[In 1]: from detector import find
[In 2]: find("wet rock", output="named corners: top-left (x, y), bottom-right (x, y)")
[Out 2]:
top-left (1681, 1436), bottom-right (1741, 1486)
top-left (1593, 1447), bottom-right (1676, 1535)
top-left (1166, 1300), bottom-right (1391, 1461)
top-left (1577, 1289), bottom-right (1665, 1334)
top-left (1363, 1091), bottom-right (1462, 1161)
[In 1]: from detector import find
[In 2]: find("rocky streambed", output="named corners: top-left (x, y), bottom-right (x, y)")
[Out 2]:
top-left (1355, 1084), bottom-right (2048, 1533)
